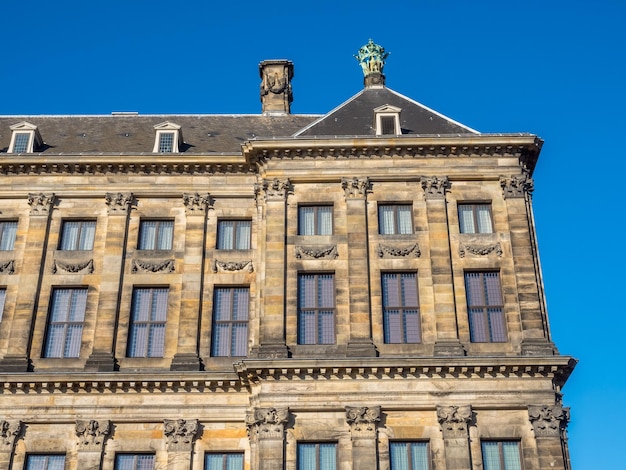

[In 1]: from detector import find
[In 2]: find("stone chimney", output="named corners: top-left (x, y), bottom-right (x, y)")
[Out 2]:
top-left (355, 39), bottom-right (389, 88)
top-left (259, 60), bottom-right (293, 115)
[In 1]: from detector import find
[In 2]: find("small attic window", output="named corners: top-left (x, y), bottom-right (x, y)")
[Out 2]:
top-left (373, 104), bottom-right (402, 136)
top-left (153, 122), bottom-right (183, 153)
top-left (8, 122), bottom-right (42, 153)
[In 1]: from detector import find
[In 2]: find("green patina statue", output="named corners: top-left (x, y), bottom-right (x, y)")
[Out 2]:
top-left (354, 39), bottom-right (389, 76)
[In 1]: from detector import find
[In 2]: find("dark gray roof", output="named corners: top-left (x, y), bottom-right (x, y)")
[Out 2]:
top-left (295, 87), bottom-right (479, 137)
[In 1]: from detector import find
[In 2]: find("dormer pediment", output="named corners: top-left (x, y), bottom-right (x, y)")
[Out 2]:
top-left (8, 121), bottom-right (43, 153)
top-left (373, 104), bottom-right (401, 114)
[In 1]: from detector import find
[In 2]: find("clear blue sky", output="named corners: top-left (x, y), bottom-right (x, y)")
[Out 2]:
top-left (2, 1), bottom-right (624, 467)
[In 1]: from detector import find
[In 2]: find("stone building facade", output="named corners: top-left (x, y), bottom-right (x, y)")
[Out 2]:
top-left (0, 42), bottom-right (574, 469)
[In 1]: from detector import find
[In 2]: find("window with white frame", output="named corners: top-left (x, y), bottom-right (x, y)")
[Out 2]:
top-left (373, 105), bottom-right (402, 135)
top-left (217, 220), bottom-right (251, 250)
top-left (25, 455), bottom-right (66, 470)
top-left (297, 442), bottom-right (337, 470)
top-left (115, 454), bottom-right (155, 470)
top-left (481, 441), bottom-right (522, 470)
top-left (298, 273), bottom-right (335, 345)
top-left (378, 204), bottom-right (413, 234)
top-left (8, 121), bottom-right (42, 153)
top-left (138, 220), bottom-right (174, 250)
top-left (458, 203), bottom-right (493, 234)
top-left (59, 220), bottom-right (96, 250)
top-left (465, 272), bottom-right (506, 342)
top-left (205, 453), bottom-right (244, 470)
top-left (127, 287), bottom-right (168, 358)
top-left (211, 287), bottom-right (249, 357)
top-left (390, 442), bottom-right (430, 470)
top-left (0, 220), bottom-right (17, 250)
top-left (43, 288), bottom-right (87, 358)
top-left (298, 205), bottom-right (333, 235)
top-left (382, 273), bottom-right (421, 344)
top-left (152, 121), bottom-right (182, 153)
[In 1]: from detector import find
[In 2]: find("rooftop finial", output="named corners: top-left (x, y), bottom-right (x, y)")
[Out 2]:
top-left (355, 39), bottom-right (389, 87)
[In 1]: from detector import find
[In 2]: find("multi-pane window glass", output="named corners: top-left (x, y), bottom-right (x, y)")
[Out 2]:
top-left (0, 221), bottom-right (17, 250)
top-left (482, 441), bottom-right (522, 470)
top-left (205, 453), bottom-right (244, 470)
top-left (59, 220), bottom-right (96, 250)
top-left (378, 204), bottom-right (413, 235)
top-left (465, 272), bottom-right (506, 342)
top-left (298, 206), bottom-right (333, 235)
top-left (458, 204), bottom-right (493, 234)
top-left (381, 115), bottom-right (396, 135)
top-left (211, 287), bottom-right (249, 357)
top-left (127, 288), bottom-right (168, 357)
top-left (390, 442), bottom-right (429, 470)
top-left (0, 288), bottom-right (6, 322)
top-left (25, 455), bottom-right (66, 470)
top-left (158, 132), bottom-right (174, 152)
top-left (297, 443), bottom-right (337, 470)
top-left (298, 274), bottom-right (335, 345)
top-left (382, 273), bottom-right (421, 344)
top-left (43, 288), bottom-right (87, 358)
top-left (13, 132), bottom-right (31, 153)
top-left (138, 220), bottom-right (173, 250)
top-left (217, 220), bottom-right (251, 250)
top-left (115, 454), bottom-right (155, 470)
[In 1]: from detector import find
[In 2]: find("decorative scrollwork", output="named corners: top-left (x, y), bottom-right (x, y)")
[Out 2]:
top-left (246, 407), bottom-right (289, 441)
top-left (346, 406), bottom-right (381, 439)
top-left (421, 176), bottom-right (449, 199)
top-left (500, 174), bottom-right (534, 198)
top-left (132, 259), bottom-right (175, 273)
top-left (528, 405), bottom-right (569, 437)
top-left (255, 178), bottom-right (292, 202)
top-left (52, 259), bottom-right (94, 274)
top-left (295, 245), bottom-right (338, 259)
top-left (164, 419), bottom-right (199, 451)
top-left (105, 192), bottom-right (133, 214)
top-left (341, 177), bottom-right (370, 199)
top-left (183, 192), bottom-right (212, 214)
top-left (377, 243), bottom-right (420, 258)
top-left (28, 193), bottom-right (55, 215)
top-left (76, 419), bottom-right (110, 451)
top-left (212, 260), bottom-right (254, 273)
top-left (437, 405), bottom-right (472, 438)
top-left (458, 242), bottom-right (502, 258)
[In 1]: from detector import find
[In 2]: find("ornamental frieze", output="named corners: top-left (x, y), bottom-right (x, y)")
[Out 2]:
top-left (75, 419), bottom-right (110, 451)
top-left (437, 405), bottom-right (472, 439)
top-left (0, 420), bottom-right (21, 451)
top-left (0, 260), bottom-right (15, 275)
top-left (52, 259), bottom-right (94, 274)
top-left (105, 192), bottom-right (133, 214)
top-left (500, 175), bottom-right (534, 198)
top-left (377, 243), bottom-right (420, 258)
top-left (346, 406), bottom-right (381, 439)
top-left (164, 419), bottom-right (199, 452)
top-left (528, 405), bottom-right (569, 437)
top-left (341, 177), bottom-right (370, 199)
top-left (255, 178), bottom-right (292, 202)
top-left (183, 192), bottom-right (213, 214)
top-left (28, 192), bottom-right (55, 216)
top-left (132, 259), bottom-right (175, 274)
top-left (458, 242), bottom-right (502, 258)
top-left (421, 176), bottom-right (449, 199)
top-left (212, 260), bottom-right (254, 273)
top-left (246, 407), bottom-right (289, 441)
top-left (295, 245), bottom-right (338, 259)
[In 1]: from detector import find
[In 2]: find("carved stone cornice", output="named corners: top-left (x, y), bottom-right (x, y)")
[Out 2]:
top-left (52, 259), bottom-right (94, 274)
top-left (164, 419), bottom-right (199, 451)
top-left (0, 420), bottom-right (21, 451)
top-left (132, 259), bottom-right (175, 274)
top-left (295, 245), bottom-right (338, 259)
top-left (212, 260), bottom-right (254, 273)
top-left (421, 176), bottom-right (449, 199)
top-left (183, 193), bottom-right (213, 214)
top-left (76, 419), bottom-right (110, 451)
top-left (377, 243), bottom-right (420, 258)
top-left (255, 178), bottom-right (292, 202)
top-left (345, 406), bottom-right (381, 439)
top-left (458, 242), bottom-right (502, 258)
top-left (500, 175), bottom-right (534, 198)
top-left (341, 177), bottom-right (370, 199)
top-left (0, 260), bottom-right (15, 275)
top-left (528, 405), bottom-right (569, 437)
top-left (105, 192), bottom-right (133, 214)
top-left (28, 192), bottom-right (54, 216)
top-left (437, 405), bottom-right (472, 439)
top-left (246, 407), bottom-right (289, 441)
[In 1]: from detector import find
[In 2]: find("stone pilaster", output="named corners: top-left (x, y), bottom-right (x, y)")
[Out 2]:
top-left (437, 405), bottom-right (472, 470)
top-left (85, 193), bottom-right (133, 371)
top-left (164, 419), bottom-right (199, 469)
top-left (529, 405), bottom-right (569, 469)
top-left (255, 179), bottom-right (290, 358)
top-left (246, 407), bottom-right (289, 470)
top-left (421, 177), bottom-right (464, 356)
top-left (346, 406), bottom-right (381, 469)
top-left (0, 193), bottom-right (54, 371)
top-left (342, 177), bottom-right (376, 357)
top-left (171, 193), bottom-right (212, 371)
top-left (0, 420), bottom-right (21, 469)
top-left (75, 419), bottom-right (110, 469)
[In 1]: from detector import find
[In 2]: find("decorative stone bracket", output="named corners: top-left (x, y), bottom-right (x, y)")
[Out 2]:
top-left (164, 419), bottom-right (199, 452)
top-left (346, 406), bottom-right (381, 439)
top-left (528, 405), bottom-right (569, 437)
top-left (76, 419), bottom-right (110, 451)
top-left (437, 405), bottom-right (472, 439)
top-left (246, 407), bottom-right (289, 441)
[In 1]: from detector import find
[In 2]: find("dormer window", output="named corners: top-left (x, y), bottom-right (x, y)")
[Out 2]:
top-left (373, 105), bottom-right (402, 136)
top-left (8, 122), bottom-right (42, 153)
top-left (152, 122), bottom-right (183, 153)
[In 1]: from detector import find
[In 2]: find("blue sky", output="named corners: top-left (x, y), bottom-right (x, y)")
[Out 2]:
top-left (2, 1), bottom-right (624, 467)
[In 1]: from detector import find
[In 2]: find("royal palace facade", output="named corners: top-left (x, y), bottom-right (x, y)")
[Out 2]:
top-left (0, 42), bottom-right (574, 470)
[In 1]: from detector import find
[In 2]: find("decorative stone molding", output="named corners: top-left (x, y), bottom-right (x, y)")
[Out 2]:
top-left (105, 192), bottom-right (133, 214)
top-left (500, 175), bottom-right (534, 198)
top-left (52, 259), bottom-right (94, 274)
top-left (246, 407), bottom-right (289, 441)
top-left (0, 260), bottom-right (15, 275)
top-left (212, 259), bottom-right (254, 273)
top-left (437, 405), bottom-right (472, 439)
top-left (295, 245), bottom-right (338, 259)
top-left (528, 405), bottom-right (569, 437)
top-left (163, 419), bottom-right (199, 451)
top-left (345, 406), bottom-right (381, 439)
top-left (421, 176), bottom-right (449, 199)
top-left (132, 259), bottom-right (175, 274)
top-left (255, 178), bottom-right (292, 202)
top-left (28, 192), bottom-right (55, 216)
top-left (458, 242), bottom-right (502, 258)
top-left (377, 243), bottom-right (420, 258)
top-left (0, 420), bottom-right (21, 451)
top-left (75, 419), bottom-right (110, 451)
top-left (341, 177), bottom-right (370, 199)
top-left (183, 192), bottom-right (213, 214)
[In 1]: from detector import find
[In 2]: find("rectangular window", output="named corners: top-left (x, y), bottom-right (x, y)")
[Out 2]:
top-left (458, 203), bottom-right (493, 234)
top-left (0, 220), bottom-right (17, 250)
top-left (298, 206), bottom-right (333, 235)
top-left (298, 274), bottom-right (335, 345)
top-left (217, 220), bottom-right (251, 250)
top-left (0, 288), bottom-right (6, 322)
top-left (382, 273), bottom-right (421, 344)
top-left (378, 204), bottom-right (413, 235)
top-left (297, 443), bottom-right (336, 470)
top-left (127, 288), bottom-right (168, 358)
top-left (115, 454), bottom-right (155, 470)
top-left (465, 272), bottom-right (506, 342)
top-left (158, 132), bottom-right (174, 152)
top-left (381, 116), bottom-right (396, 135)
top-left (205, 453), bottom-right (244, 470)
top-left (138, 220), bottom-right (174, 250)
top-left (482, 441), bottom-right (522, 470)
top-left (43, 288), bottom-right (87, 358)
top-left (26, 455), bottom-right (66, 470)
top-left (13, 132), bottom-right (31, 153)
top-left (211, 287), bottom-right (249, 357)
top-left (59, 220), bottom-right (96, 250)
top-left (390, 442), bottom-right (429, 470)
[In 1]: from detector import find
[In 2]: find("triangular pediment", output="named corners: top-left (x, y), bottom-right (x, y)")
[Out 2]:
top-left (373, 104), bottom-right (402, 113)
top-left (153, 121), bottom-right (182, 131)
top-left (9, 121), bottom-right (39, 131)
